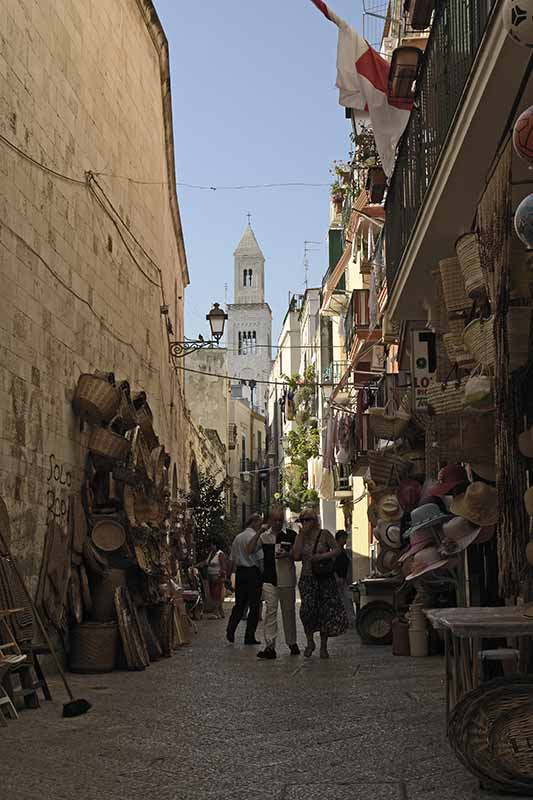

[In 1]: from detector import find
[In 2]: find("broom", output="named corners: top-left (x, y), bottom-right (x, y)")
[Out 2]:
top-left (0, 500), bottom-right (91, 718)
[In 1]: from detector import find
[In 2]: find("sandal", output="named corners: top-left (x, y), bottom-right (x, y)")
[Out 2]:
top-left (304, 642), bottom-right (316, 658)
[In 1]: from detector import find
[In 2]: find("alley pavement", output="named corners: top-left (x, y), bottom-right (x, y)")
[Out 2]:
top-left (0, 609), bottom-right (510, 800)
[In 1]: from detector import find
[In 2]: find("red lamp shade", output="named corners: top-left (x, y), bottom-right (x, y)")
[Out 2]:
top-left (388, 47), bottom-right (423, 104)
top-left (408, 0), bottom-right (435, 31)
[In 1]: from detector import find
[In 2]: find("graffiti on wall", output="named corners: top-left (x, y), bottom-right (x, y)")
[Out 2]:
top-left (46, 453), bottom-right (72, 524)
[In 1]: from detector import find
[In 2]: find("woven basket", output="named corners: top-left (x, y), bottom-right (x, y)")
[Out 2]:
top-left (508, 307), bottom-right (531, 372)
top-left (116, 390), bottom-right (138, 432)
top-left (443, 318), bottom-right (473, 368)
top-left (426, 374), bottom-right (466, 415)
top-left (69, 621), bottom-right (118, 673)
top-left (90, 569), bottom-right (127, 622)
top-left (463, 316), bottom-right (496, 368)
top-left (368, 399), bottom-right (411, 441)
top-left (456, 233), bottom-right (485, 298)
top-left (88, 427), bottom-right (131, 461)
top-left (136, 403), bottom-right (159, 450)
top-left (439, 257), bottom-right (469, 313)
top-left (368, 450), bottom-right (410, 486)
top-left (72, 374), bottom-right (120, 424)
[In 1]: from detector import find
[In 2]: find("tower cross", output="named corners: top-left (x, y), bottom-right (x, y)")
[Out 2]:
top-left (247, 212), bottom-right (252, 225)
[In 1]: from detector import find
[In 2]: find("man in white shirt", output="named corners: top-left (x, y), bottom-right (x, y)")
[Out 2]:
top-left (246, 504), bottom-right (299, 659)
top-left (226, 513), bottom-right (264, 645)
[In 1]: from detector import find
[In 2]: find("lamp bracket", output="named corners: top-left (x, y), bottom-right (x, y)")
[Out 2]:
top-left (170, 338), bottom-right (218, 360)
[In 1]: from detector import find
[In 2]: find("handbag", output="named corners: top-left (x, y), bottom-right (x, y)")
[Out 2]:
top-left (311, 530), bottom-right (335, 579)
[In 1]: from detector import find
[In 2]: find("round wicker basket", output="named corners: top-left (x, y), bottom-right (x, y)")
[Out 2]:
top-left (439, 257), bottom-right (469, 313)
top-left (455, 232), bottom-right (485, 298)
top-left (463, 316), bottom-right (496, 368)
top-left (72, 374), bottom-right (120, 424)
top-left (88, 427), bottom-right (131, 461)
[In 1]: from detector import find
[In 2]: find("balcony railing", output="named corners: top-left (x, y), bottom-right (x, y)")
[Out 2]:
top-left (322, 361), bottom-right (347, 385)
top-left (344, 289), bottom-right (370, 355)
top-left (385, 0), bottom-right (497, 289)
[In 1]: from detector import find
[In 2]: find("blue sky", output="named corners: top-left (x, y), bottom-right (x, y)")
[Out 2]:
top-left (154, 0), bottom-right (366, 342)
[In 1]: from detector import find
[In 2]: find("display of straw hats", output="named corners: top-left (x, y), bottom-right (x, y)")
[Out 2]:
top-left (405, 547), bottom-right (449, 581)
top-left (450, 482), bottom-right (498, 526)
top-left (405, 503), bottom-right (453, 538)
top-left (91, 518), bottom-right (126, 552)
top-left (439, 516), bottom-right (481, 555)
top-left (375, 522), bottom-right (402, 550)
top-left (376, 493), bottom-right (403, 523)
top-left (469, 462), bottom-right (496, 483)
top-left (519, 427), bottom-right (533, 459)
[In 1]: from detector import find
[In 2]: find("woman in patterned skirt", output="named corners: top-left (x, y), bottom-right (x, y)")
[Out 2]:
top-left (293, 507), bottom-right (349, 659)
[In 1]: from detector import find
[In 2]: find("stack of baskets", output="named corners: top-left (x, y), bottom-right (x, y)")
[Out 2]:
top-left (368, 449), bottom-right (410, 487)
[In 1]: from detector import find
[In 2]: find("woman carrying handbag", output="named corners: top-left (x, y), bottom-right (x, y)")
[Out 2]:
top-left (293, 507), bottom-right (349, 659)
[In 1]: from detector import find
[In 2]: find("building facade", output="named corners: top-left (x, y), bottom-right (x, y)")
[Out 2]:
top-left (0, 0), bottom-right (189, 585)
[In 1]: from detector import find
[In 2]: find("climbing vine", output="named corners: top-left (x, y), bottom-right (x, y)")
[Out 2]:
top-left (280, 365), bottom-right (320, 512)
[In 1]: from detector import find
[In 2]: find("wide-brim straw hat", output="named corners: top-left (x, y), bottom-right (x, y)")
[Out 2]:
top-left (376, 547), bottom-right (401, 575)
top-left (470, 462), bottom-right (496, 483)
top-left (427, 464), bottom-right (469, 497)
top-left (376, 493), bottom-right (403, 523)
top-left (440, 516), bottom-right (481, 555)
top-left (474, 525), bottom-right (495, 545)
top-left (405, 502), bottom-right (453, 538)
top-left (91, 518), bottom-right (126, 552)
top-left (375, 521), bottom-right (402, 550)
top-left (519, 427), bottom-right (533, 459)
top-left (398, 528), bottom-right (436, 562)
top-left (405, 547), bottom-right (449, 581)
top-left (450, 482), bottom-right (498, 526)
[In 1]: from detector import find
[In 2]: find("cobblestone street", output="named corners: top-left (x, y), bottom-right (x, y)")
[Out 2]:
top-left (0, 609), bottom-right (508, 800)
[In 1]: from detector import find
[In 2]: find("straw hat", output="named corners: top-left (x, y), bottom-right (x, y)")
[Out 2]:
top-left (519, 427), bottom-right (533, 459)
top-left (405, 502), bottom-right (453, 538)
top-left (91, 518), bottom-right (126, 552)
top-left (474, 525), bottom-right (495, 545)
top-left (398, 528), bottom-right (436, 562)
top-left (376, 547), bottom-right (401, 575)
top-left (440, 516), bottom-right (481, 555)
top-left (405, 547), bottom-right (449, 581)
top-left (427, 464), bottom-right (469, 497)
top-left (397, 479), bottom-right (422, 512)
top-left (524, 487), bottom-right (533, 517)
top-left (374, 521), bottom-right (402, 550)
top-left (470, 462), bottom-right (496, 483)
top-left (450, 482), bottom-right (498, 526)
top-left (376, 493), bottom-right (403, 523)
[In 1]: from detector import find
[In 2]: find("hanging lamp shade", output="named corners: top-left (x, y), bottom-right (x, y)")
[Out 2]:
top-left (206, 302), bottom-right (228, 341)
top-left (408, 0), bottom-right (435, 30)
top-left (388, 47), bottom-right (423, 103)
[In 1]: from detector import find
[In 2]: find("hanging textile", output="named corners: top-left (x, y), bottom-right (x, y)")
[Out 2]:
top-left (369, 267), bottom-right (378, 333)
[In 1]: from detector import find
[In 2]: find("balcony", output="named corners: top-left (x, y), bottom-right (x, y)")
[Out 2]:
top-left (385, 0), bottom-right (497, 293)
top-left (344, 289), bottom-right (370, 355)
top-left (322, 361), bottom-right (347, 386)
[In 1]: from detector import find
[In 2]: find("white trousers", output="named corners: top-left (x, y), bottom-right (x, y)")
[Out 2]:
top-left (262, 582), bottom-right (297, 648)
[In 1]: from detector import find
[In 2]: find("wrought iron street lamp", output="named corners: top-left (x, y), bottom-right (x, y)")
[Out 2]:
top-left (169, 302), bottom-right (228, 359)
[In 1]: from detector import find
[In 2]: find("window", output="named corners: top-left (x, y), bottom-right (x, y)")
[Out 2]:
top-left (257, 430), bottom-right (262, 457)
top-left (243, 269), bottom-right (253, 287)
top-left (248, 269), bottom-right (253, 287)
top-left (238, 331), bottom-right (242, 354)
top-left (252, 331), bottom-right (257, 354)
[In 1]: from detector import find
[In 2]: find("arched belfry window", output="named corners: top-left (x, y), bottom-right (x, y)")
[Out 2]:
top-left (248, 269), bottom-right (253, 286)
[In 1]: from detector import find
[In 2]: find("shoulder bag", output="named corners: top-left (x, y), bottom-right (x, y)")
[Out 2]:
top-left (311, 530), bottom-right (335, 579)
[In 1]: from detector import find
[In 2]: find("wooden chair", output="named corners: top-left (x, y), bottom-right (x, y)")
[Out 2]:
top-left (0, 660), bottom-right (18, 725)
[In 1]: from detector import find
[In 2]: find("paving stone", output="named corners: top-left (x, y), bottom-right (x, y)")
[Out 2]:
top-left (0, 612), bottom-right (503, 799)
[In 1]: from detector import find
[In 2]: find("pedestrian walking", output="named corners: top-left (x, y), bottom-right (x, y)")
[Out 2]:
top-left (293, 507), bottom-right (349, 659)
top-left (200, 538), bottom-right (229, 620)
top-left (246, 504), bottom-right (299, 660)
top-left (226, 514), bottom-right (264, 645)
top-left (334, 530), bottom-right (356, 628)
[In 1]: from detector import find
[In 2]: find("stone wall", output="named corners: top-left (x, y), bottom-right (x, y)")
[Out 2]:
top-left (0, 0), bottom-right (188, 585)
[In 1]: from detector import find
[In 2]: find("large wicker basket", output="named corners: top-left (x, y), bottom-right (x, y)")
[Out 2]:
top-left (69, 621), bottom-right (118, 673)
top-left (367, 398), bottom-right (411, 441)
top-left (72, 374), bottom-right (120, 424)
top-left (368, 450), bottom-right (410, 486)
top-left (88, 427), bottom-right (131, 461)
top-left (456, 232), bottom-right (485, 298)
top-left (136, 403), bottom-right (159, 450)
top-left (426, 377), bottom-right (466, 415)
top-left (463, 316), bottom-right (496, 368)
top-left (439, 257), bottom-right (469, 313)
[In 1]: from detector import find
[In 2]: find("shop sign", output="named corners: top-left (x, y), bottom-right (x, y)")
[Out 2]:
top-left (411, 330), bottom-right (436, 410)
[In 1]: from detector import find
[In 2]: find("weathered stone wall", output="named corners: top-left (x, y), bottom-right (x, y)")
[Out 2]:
top-left (0, 0), bottom-right (188, 585)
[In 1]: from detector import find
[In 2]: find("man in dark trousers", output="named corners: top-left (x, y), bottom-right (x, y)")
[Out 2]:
top-left (226, 513), bottom-right (264, 645)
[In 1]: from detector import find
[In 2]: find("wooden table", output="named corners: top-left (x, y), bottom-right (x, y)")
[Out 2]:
top-left (425, 606), bottom-right (533, 723)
